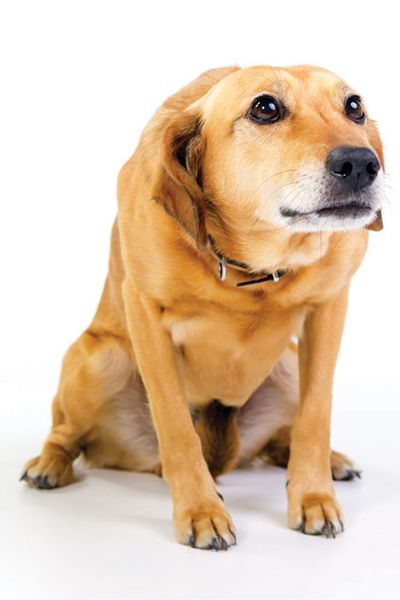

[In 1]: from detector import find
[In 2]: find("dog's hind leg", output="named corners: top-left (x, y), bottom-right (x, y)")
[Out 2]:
top-left (261, 426), bottom-right (361, 481)
top-left (236, 344), bottom-right (361, 481)
top-left (21, 321), bottom-right (132, 489)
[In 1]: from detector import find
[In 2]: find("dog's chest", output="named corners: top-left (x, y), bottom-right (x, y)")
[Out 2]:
top-left (165, 305), bottom-right (305, 407)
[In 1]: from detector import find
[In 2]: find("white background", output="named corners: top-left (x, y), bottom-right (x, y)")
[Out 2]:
top-left (0, 1), bottom-right (399, 599)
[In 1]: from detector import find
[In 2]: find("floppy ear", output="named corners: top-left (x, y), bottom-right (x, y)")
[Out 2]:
top-left (366, 209), bottom-right (383, 231)
top-left (157, 109), bottom-right (208, 248)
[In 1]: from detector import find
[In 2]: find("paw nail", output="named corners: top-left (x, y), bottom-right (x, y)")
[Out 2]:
top-left (218, 536), bottom-right (228, 551)
top-left (322, 522), bottom-right (336, 539)
top-left (209, 537), bottom-right (220, 551)
top-left (228, 526), bottom-right (237, 544)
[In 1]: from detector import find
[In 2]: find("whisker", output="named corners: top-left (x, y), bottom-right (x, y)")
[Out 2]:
top-left (250, 168), bottom-right (299, 197)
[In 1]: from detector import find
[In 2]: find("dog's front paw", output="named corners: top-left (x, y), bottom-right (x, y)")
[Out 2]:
top-left (174, 500), bottom-right (237, 550)
top-left (287, 485), bottom-right (343, 538)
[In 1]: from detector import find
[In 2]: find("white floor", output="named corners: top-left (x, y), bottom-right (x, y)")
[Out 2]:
top-left (1, 382), bottom-right (400, 600)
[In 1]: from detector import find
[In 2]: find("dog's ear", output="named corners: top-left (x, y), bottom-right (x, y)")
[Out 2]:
top-left (157, 109), bottom-right (207, 248)
top-left (366, 209), bottom-right (383, 231)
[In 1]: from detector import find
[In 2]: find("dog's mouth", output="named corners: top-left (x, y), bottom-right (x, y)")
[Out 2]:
top-left (275, 174), bottom-right (383, 232)
top-left (280, 201), bottom-right (372, 219)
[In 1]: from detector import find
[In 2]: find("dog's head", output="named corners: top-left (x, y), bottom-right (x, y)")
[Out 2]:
top-left (159, 65), bottom-right (384, 265)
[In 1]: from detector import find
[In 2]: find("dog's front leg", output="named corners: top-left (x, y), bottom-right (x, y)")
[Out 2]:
top-left (123, 282), bottom-right (236, 550)
top-left (287, 286), bottom-right (349, 537)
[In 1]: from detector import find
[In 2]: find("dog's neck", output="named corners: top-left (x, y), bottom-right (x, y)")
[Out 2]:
top-left (204, 215), bottom-right (332, 287)
top-left (207, 234), bottom-right (289, 287)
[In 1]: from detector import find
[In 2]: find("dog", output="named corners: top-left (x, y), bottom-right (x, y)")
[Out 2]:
top-left (21, 65), bottom-right (384, 550)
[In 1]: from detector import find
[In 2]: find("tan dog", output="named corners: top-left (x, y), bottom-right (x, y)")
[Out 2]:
top-left (21, 65), bottom-right (384, 550)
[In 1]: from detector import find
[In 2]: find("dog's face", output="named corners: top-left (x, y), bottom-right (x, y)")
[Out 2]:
top-left (201, 65), bottom-right (383, 233)
top-left (161, 65), bottom-right (384, 259)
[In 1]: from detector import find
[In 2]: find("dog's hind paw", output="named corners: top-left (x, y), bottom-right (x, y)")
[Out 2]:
top-left (20, 451), bottom-right (73, 490)
top-left (331, 450), bottom-right (362, 481)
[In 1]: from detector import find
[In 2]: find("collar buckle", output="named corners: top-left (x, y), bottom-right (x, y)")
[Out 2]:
top-left (272, 270), bottom-right (281, 283)
top-left (218, 258), bottom-right (227, 281)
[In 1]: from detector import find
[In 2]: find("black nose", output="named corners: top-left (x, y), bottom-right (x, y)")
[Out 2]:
top-left (326, 147), bottom-right (380, 191)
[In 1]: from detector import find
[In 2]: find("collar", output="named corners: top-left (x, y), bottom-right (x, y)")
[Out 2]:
top-left (207, 235), bottom-right (289, 288)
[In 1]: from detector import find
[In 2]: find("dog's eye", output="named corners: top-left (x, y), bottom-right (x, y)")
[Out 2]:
top-left (345, 95), bottom-right (365, 123)
top-left (248, 95), bottom-right (282, 124)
